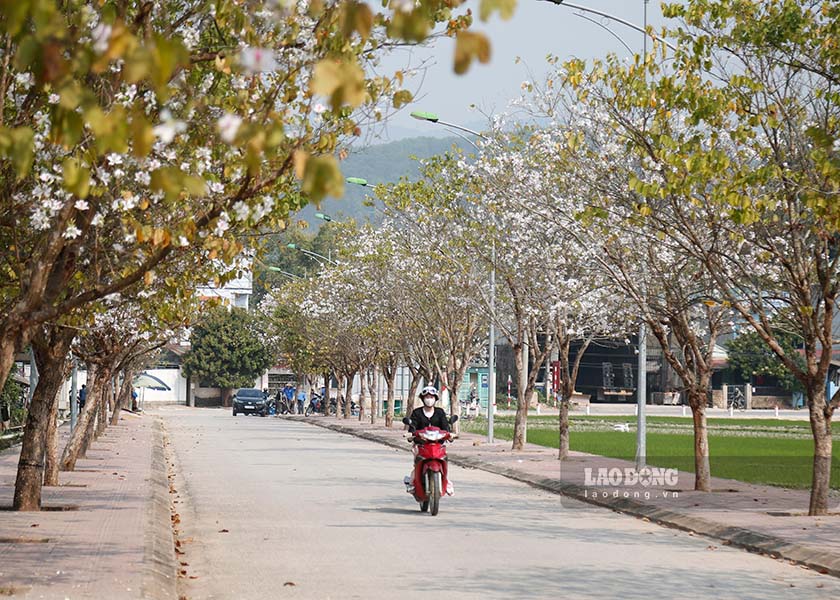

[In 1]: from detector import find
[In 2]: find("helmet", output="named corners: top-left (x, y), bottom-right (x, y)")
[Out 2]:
top-left (419, 386), bottom-right (439, 399)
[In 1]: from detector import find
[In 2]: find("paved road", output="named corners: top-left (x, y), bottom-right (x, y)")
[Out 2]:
top-left (160, 406), bottom-right (838, 599)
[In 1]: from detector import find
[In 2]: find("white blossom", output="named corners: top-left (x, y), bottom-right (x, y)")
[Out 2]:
top-left (217, 113), bottom-right (243, 143)
top-left (239, 47), bottom-right (278, 73)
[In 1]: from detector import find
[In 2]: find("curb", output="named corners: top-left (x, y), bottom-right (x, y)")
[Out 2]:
top-left (296, 416), bottom-right (840, 578)
top-left (141, 418), bottom-right (178, 600)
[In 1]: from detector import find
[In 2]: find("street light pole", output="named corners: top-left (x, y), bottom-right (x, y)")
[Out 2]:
top-left (547, 0), bottom-right (657, 469)
top-left (286, 243), bottom-right (338, 266)
top-left (410, 111), bottom-right (498, 441)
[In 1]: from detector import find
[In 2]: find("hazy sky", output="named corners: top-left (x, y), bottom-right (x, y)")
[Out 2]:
top-left (377, 0), bottom-right (670, 140)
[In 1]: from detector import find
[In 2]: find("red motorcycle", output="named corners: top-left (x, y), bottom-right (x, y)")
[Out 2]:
top-left (402, 416), bottom-right (458, 516)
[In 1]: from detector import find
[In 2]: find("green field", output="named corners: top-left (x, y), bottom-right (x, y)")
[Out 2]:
top-left (461, 416), bottom-right (840, 489)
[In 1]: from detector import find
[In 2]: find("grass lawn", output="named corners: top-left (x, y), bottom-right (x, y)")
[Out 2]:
top-left (462, 421), bottom-right (840, 488)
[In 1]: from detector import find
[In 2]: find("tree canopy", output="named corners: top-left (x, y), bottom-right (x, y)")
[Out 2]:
top-left (182, 306), bottom-right (273, 390)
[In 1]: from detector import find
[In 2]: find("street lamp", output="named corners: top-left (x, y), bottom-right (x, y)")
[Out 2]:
top-left (286, 243), bottom-right (338, 266)
top-left (314, 212), bottom-right (334, 222)
top-left (264, 266), bottom-right (301, 280)
top-left (545, 0), bottom-right (660, 469)
top-left (411, 111), bottom-right (496, 443)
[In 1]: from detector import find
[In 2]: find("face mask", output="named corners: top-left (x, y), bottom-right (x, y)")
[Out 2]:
top-left (422, 397), bottom-right (436, 407)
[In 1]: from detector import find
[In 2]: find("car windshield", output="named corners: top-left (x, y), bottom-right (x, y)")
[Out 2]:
top-left (236, 389), bottom-right (263, 399)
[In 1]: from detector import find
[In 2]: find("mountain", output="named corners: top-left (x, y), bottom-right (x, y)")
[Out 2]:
top-left (293, 136), bottom-right (466, 227)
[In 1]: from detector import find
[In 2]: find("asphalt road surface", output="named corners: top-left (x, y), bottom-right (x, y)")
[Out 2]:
top-left (159, 406), bottom-right (840, 600)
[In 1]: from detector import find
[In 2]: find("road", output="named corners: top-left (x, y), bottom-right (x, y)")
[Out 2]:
top-left (159, 406), bottom-right (838, 599)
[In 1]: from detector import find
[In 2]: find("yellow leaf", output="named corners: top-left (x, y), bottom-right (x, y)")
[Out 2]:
top-left (479, 0), bottom-right (517, 21)
top-left (311, 59), bottom-right (367, 109)
top-left (301, 154), bottom-right (344, 202)
top-left (293, 150), bottom-right (309, 180)
top-left (144, 270), bottom-right (155, 285)
top-left (454, 31), bottom-right (491, 75)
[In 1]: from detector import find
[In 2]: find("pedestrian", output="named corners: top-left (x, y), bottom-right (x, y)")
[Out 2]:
top-left (284, 383), bottom-right (295, 412)
top-left (131, 388), bottom-right (138, 411)
top-left (296, 388), bottom-right (306, 414)
top-left (78, 384), bottom-right (87, 410)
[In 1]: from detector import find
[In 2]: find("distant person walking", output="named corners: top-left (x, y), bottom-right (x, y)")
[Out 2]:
top-left (296, 389), bottom-right (306, 415)
top-left (78, 384), bottom-right (87, 410)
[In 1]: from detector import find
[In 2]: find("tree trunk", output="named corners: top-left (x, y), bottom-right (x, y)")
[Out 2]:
top-left (808, 390), bottom-right (832, 516)
top-left (512, 343), bottom-right (528, 450)
top-left (221, 387), bottom-right (234, 408)
top-left (0, 319), bottom-right (33, 393)
top-left (43, 386), bottom-right (61, 487)
top-left (60, 364), bottom-right (102, 471)
top-left (96, 373), bottom-right (111, 439)
top-left (688, 390), bottom-right (711, 492)
top-left (343, 372), bottom-right (354, 419)
top-left (14, 326), bottom-right (74, 510)
top-left (558, 397), bottom-right (570, 460)
top-left (368, 367), bottom-right (377, 425)
top-left (358, 369), bottom-right (367, 423)
top-left (405, 370), bottom-right (421, 416)
top-left (334, 374), bottom-right (344, 418)
top-left (110, 371), bottom-right (134, 426)
top-left (384, 366), bottom-right (396, 428)
top-left (322, 371), bottom-right (330, 415)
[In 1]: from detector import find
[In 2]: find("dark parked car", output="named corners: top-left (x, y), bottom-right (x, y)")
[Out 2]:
top-left (232, 388), bottom-right (268, 417)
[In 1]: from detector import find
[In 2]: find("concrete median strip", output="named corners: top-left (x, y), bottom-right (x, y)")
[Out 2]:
top-left (141, 418), bottom-right (178, 600)
top-left (293, 415), bottom-right (840, 579)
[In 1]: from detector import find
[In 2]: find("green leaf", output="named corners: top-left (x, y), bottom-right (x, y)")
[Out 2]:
top-left (300, 154), bottom-right (344, 202)
top-left (9, 127), bottom-right (34, 179)
top-left (62, 157), bottom-right (90, 198)
top-left (0, 0), bottom-right (31, 37)
top-left (13, 35), bottom-right (39, 71)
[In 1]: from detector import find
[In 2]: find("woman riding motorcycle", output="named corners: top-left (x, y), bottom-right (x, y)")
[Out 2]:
top-left (403, 386), bottom-right (454, 495)
top-left (405, 385), bottom-right (451, 433)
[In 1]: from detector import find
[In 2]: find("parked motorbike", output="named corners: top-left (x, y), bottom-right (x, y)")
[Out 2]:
top-left (329, 396), bottom-right (359, 416)
top-left (275, 395), bottom-right (293, 415)
top-left (305, 393), bottom-right (324, 416)
top-left (402, 415), bottom-right (458, 516)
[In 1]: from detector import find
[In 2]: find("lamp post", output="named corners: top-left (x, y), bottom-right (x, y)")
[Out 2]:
top-left (286, 243), bottom-right (338, 266)
top-left (265, 266), bottom-right (301, 280)
top-left (546, 0), bottom-right (657, 469)
top-left (409, 111), bottom-right (496, 443)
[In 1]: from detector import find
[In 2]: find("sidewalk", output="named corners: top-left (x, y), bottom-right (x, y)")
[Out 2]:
top-left (0, 413), bottom-right (175, 599)
top-left (292, 414), bottom-right (840, 577)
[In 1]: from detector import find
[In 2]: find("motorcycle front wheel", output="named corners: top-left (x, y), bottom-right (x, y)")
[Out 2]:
top-left (427, 470), bottom-right (441, 516)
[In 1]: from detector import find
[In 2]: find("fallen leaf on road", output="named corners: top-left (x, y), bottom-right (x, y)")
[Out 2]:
top-left (30, 524), bottom-right (39, 528)
top-left (218, 529), bottom-right (229, 533)
top-left (284, 582), bottom-right (296, 587)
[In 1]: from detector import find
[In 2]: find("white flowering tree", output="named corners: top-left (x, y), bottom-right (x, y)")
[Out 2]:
top-left (593, 0), bottom-right (840, 513)
top-left (532, 0), bottom-right (840, 503)
top-left (505, 58), bottom-right (731, 490)
top-left (0, 0), bottom-right (509, 395)
top-left (12, 287), bottom-right (191, 510)
top-left (372, 175), bottom-right (491, 422)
